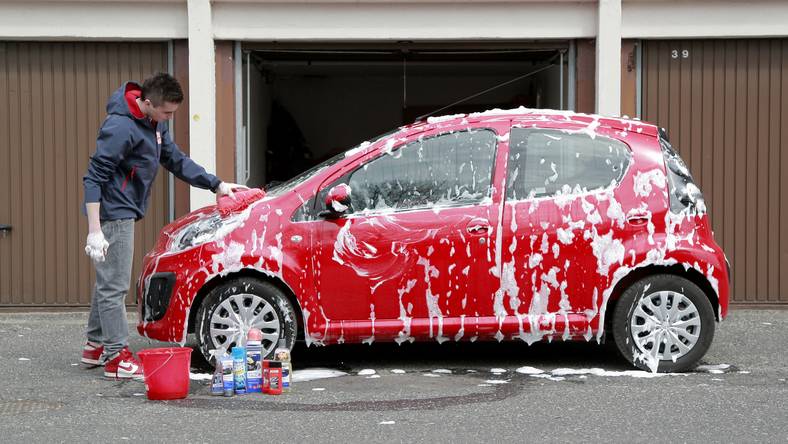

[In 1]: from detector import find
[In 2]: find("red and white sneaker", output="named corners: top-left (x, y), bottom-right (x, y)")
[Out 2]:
top-left (81, 341), bottom-right (104, 366)
top-left (103, 347), bottom-right (144, 380)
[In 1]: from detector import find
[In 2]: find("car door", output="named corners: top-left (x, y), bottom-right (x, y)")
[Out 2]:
top-left (495, 123), bottom-right (635, 343)
top-left (311, 126), bottom-right (502, 344)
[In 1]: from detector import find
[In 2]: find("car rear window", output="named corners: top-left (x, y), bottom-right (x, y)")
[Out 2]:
top-left (506, 128), bottom-right (631, 200)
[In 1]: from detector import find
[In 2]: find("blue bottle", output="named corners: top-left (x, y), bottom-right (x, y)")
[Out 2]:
top-left (231, 346), bottom-right (247, 395)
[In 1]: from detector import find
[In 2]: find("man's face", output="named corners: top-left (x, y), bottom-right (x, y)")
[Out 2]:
top-left (146, 100), bottom-right (179, 121)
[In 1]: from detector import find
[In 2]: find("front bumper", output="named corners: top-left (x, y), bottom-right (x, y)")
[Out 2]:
top-left (136, 246), bottom-right (207, 343)
top-left (138, 272), bottom-right (176, 322)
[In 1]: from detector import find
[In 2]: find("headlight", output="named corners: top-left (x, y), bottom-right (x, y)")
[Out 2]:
top-left (169, 212), bottom-right (244, 252)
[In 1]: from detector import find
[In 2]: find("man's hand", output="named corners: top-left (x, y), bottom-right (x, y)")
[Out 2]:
top-left (84, 202), bottom-right (107, 263)
top-left (216, 182), bottom-right (249, 200)
top-left (85, 231), bottom-right (109, 263)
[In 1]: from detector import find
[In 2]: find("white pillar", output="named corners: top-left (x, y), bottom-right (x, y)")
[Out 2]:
top-left (596, 0), bottom-right (622, 116)
top-left (187, 0), bottom-right (217, 210)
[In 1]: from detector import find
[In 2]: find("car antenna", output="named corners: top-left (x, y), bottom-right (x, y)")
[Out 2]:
top-left (415, 53), bottom-right (561, 122)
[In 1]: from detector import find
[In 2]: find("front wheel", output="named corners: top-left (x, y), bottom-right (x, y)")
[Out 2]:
top-left (195, 278), bottom-right (297, 362)
top-left (612, 274), bottom-right (715, 373)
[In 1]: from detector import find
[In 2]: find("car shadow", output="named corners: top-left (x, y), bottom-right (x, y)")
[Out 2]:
top-left (293, 339), bottom-right (629, 371)
top-left (189, 338), bottom-right (629, 373)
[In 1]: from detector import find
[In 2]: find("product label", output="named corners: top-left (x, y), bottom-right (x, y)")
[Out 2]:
top-left (246, 350), bottom-right (262, 393)
top-left (282, 366), bottom-right (290, 389)
top-left (211, 371), bottom-right (224, 394)
top-left (222, 363), bottom-right (234, 393)
top-left (233, 360), bottom-right (247, 395)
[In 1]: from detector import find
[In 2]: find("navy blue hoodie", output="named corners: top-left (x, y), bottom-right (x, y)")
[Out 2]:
top-left (83, 82), bottom-right (221, 221)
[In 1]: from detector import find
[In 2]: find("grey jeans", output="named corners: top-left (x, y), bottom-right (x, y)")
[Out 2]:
top-left (85, 218), bottom-right (134, 358)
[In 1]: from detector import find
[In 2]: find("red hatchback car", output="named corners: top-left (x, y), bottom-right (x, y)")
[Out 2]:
top-left (137, 108), bottom-right (730, 373)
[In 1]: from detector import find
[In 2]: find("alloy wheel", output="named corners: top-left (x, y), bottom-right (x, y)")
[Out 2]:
top-left (630, 290), bottom-right (701, 362)
top-left (209, 293), bottom-right (281, 355)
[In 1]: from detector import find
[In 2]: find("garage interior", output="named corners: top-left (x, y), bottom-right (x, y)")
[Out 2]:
top-left (240, 43), bottom-right (571, 188)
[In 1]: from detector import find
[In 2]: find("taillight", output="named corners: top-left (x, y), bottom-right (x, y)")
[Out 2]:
top-left (659, 130), bottom-right (706, 214)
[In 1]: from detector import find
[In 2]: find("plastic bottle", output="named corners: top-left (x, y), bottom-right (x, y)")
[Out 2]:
top-left (245, 329), bottom-right (263, 393)
top-left (262, 359), bottom-right (270, 394)
top-left (221, 350), bottom-right (235, 397)
top-left (268, 361), bottom-right (283, 395)
top-left (210, 348), bottom-right (225, 396)
top-left (274, 338), bottom-right (292, 392)
top-left (231, 346), bottom-right (247, 395)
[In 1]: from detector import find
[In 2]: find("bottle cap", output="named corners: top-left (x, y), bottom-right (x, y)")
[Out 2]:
top-left (247, 328), bottom-right (263, 342)
top-left (231, 347), bottom-right (245, 359)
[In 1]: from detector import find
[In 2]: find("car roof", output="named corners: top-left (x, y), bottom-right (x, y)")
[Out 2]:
top-left (405, 107), bottom-right (659, 138)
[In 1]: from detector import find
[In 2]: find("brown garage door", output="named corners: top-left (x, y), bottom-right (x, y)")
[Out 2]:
top-left (642, 39), bottom-right (788, 305)
top-left (0, 41), bottom-right (170, 307)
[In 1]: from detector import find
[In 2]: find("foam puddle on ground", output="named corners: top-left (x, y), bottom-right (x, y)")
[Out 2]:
top-left (189, 364), bottom-right (736, 385)
top-left (694, 364), bottom-right (731, 374)
top-left (189, 372), bottom-right (213, 381)
top-left (293, 368), bottom-right (349, 382)
top-left (547, 368), bottom-right (675, 378)
top-left (362, 364), bottom-right (737, 382)
top-left (510, 364), bottom-right (738, 380)
top-left (342, 364), bottom-right (737, 381)
top-left (483, 379), bottom-right (510, 384)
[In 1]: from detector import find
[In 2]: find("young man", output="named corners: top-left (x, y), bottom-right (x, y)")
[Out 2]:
top-left (82, 72), bottom-right (244, 379)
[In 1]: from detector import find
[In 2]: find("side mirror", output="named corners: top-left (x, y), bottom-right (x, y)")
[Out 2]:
top-left (319, 184), bottom-right (352, 218)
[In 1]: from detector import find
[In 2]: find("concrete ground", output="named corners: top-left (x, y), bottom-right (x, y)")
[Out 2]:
top-left (0, 309), bottom-right (785, 443)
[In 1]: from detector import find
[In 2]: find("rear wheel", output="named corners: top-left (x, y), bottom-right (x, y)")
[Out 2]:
top-left (195, 278), bottom-right (297, 362)
top-left (612, 274), bottom-right (715, 373)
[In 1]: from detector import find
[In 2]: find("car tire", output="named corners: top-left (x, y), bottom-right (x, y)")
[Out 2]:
top-left (195, 278), bottom-right (297, 363)
top-left (612, 274), bottom-right (715, 373)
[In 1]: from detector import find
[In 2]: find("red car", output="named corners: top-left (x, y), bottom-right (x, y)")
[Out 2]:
top-left (137, 108), bottom-right (730, 373)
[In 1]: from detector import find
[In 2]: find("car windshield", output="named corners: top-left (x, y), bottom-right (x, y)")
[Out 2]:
top-left (264, 152), bottom-right (345, 197)
top-left (264, 127), bottom-right (402, 197)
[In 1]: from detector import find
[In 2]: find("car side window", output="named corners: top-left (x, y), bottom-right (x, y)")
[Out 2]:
top-left (506, 128), bottom-right (631, 201)
top-left (317, 129), bottom-right (497, 215)
top-left (291, 195), bottom-right (315, 222)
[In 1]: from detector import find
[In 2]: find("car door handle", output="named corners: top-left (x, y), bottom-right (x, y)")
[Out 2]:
top-left (626, 215), bottom-right (649, 226)
top-left (0, 224), bottom-right (10, 238)
top-left (467, 223), bottom-right (490, 234)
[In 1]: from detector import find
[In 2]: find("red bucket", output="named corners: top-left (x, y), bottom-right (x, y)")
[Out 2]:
top-left (138, 347), bottom-right (192, 400)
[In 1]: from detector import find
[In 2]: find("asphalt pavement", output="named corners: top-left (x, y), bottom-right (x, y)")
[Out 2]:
top-left (0, 309), bottom-right (785, 443)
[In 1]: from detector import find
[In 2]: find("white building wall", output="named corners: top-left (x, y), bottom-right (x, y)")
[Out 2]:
top-left (4, 0), bottom-right (785, 42)
top-left (0, 1), bottom-right (188, 40)
top-left (212, 2), bottom-right (597, 40)
top-left (187, 0), bottom-right (218, 209)
top-left (2, 0), bottom-right (788, 210)
top-left (596, 0), bottom-right (622, 116)
top-left (622, 0), bottom-right (788, 39)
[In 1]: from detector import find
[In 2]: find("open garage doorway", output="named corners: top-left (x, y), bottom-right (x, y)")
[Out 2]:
top-left (238, 42), bottom-right (573, 188)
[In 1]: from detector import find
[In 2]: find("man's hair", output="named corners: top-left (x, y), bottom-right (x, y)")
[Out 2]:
top-left (141, 72), bottom-right (184, 106)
